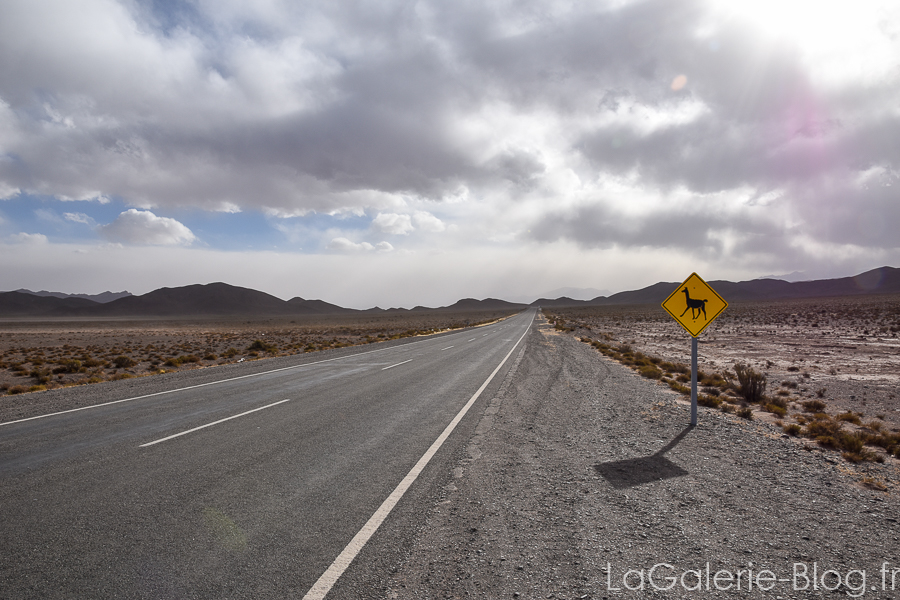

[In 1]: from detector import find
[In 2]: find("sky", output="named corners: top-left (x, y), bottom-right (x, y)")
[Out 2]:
top-left (1, 0), bottom-right (898, 309)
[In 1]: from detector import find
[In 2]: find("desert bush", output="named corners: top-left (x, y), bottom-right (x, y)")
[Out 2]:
top-left (223, 347), bottom-right (239, 358)
top-left (698, 394), bottom-right (722, 408)
top-left (30, 367), bottom-right (51, 384)
top-left (638, 365), bottom-right (662, 379)
top-left (203, 353), bottom-right (217, 361)
top-left (787, 366), bottom-right (800, 372)
top-left (783, 423), bottom-right (802, 436)
top-left (8, 385), bottom-right (27, 395)
top-left (668, 381), bottom-right (690, 394)
top-left (82, 358), bottom-right (104, 368)
top-left (737, 407), bottom-right (754, 419)
top-left (836, 412), bottom-right (862, 425)
top-left (768, 396), bottom-right (788, 409)
top-left (801, 400), bottom-right (827, 413)
top-left (53, 359), bottom-right (82, 374)
top-left (815, 388), bottom-right (826, 398)
top-left (733, 363), bottom-right (767, 403)
top-left (113, 356), bottom-right (136, 369)
top-left (248, 340), bottom-right (277, 353)
top-left (868, 432), bottom-right (900, 454)
top-left (764, 403), bottom-right (787, 417)
top-left (781, 381), bottom-right (798, 389)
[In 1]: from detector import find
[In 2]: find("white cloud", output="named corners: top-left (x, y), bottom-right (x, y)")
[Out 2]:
top-left (412, 211), bottom-right (445, 232)
top-left (0, 183), bottom-right (20, 200)
top-left (372, 213), bottom-right (414, 235)
top-left (9, 232), bottom-right (48, 244)
top-left (327, 237), bottom-right (395, 253)
top-left (64, 212), bottom-right (95, 225)
top-left (98, 209), bottom-right (196, 245)
top-left (327, 237), bottom-right (374, 252)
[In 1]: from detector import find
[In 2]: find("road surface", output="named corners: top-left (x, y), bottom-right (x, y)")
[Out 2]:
top-left (0, 309), bottom-right (535, 599)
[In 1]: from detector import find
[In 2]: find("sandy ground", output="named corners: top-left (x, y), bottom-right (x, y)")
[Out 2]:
top-left (543, 295), bottom-right (900, 433)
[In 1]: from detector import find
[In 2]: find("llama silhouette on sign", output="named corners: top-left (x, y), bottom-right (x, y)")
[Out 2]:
top-left (680, 288), bottom-right (707, 320)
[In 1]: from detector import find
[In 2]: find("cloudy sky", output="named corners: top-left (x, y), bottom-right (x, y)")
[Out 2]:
top-left (1, 0), bottom-right (898, 308)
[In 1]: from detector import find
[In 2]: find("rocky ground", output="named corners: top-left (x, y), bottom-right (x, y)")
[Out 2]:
top-left (381, 312), bottom-right (899, 599)
top-left (543, 295), bottom-right (900, 433)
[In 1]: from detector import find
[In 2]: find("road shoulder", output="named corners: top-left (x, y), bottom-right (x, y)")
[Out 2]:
top-left (383, 314), bottom-right (899, 599)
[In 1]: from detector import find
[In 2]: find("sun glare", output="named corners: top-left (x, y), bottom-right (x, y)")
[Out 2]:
top-left (709, 0), bottom-right (899, 85)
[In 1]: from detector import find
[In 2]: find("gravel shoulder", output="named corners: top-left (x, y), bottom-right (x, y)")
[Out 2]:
top-left (383, 313), bottom-right (900, 599)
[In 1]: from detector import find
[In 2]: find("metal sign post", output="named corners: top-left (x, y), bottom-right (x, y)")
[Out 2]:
top-left (691, 336), bottom-right (698, 426)
top-left (662, 273), bottom-right (728, 426)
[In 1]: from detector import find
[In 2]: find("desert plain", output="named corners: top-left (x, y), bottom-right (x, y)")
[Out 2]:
top-left (2, 294), bottom-right (899, 464)
top-left (0, 309), bottom-right (517, 397)
top-left (544, 293), bottom-right (900, 467)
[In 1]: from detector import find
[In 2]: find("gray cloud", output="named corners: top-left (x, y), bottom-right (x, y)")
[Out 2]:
top-left (0, 0), bottom-right (897, 275)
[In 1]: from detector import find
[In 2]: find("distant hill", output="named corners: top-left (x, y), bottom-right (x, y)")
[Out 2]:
top-left (1, 267), bottom-right (897, 318)
top-left (0, 283), bottom-right (354, 318)
top-left (434, 298), bottom-right (527, 312)
top-left (12, 289), bottom-right (132, 303)
top-left (529, 266), bottom-right (900, 307)
top-left (0, 292), bottom-right (100, 317)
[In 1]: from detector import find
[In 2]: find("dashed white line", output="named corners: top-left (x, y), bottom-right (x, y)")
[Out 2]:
top-left (467, 338), bottom-right (476, 342)
top-left (440, 346), bottom-right (454, 351)
top-left (381, 359), bottom-right (412, 371)
top-left (139, 398), bottom-right (292, 448)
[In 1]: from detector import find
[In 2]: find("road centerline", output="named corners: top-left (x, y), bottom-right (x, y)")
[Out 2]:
top-left (139, 398), bottom-right (292, 448)
top-left (381, 359), bottom-right (412, 371)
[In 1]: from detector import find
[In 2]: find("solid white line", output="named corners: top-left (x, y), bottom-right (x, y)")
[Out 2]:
top-left (0, 320), bottom-right (515, 428)
top-left (381, 359), bottom-right (412, 371)
top-left (139, 398), bottom-right (291, 447)
top-left (440, 346), bottom-right (454, 351)
top-left (301, 316), bottom-right (532, 600)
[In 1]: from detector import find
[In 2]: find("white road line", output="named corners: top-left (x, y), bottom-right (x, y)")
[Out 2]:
top-left (139, 399), bottom-right (291, 447)
top-left (467, 338), bottom-right (476, 342)
top-left (440, 346), bottom-right (454, 351)
top-left (0, 321), bottom-right (513, 428)
top-left (301, 317), bottom-right (532, 600)
top-left (381, 359), bottom-right (412, 371)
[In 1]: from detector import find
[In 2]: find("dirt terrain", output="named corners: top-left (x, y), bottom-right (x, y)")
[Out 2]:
top-left (543, 295), bottom-right (900, 460)
top-left (381, 312), bottom-right (900, 600)
top-left (0, 310), bottom-right (518, 398)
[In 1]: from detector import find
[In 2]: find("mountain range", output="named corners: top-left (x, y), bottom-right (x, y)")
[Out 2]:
top-left (1, 266), bottom-right (898, 318)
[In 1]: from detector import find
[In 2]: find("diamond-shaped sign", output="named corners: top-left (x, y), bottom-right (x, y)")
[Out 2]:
top-left (661, 272), bottom-right (728, 337)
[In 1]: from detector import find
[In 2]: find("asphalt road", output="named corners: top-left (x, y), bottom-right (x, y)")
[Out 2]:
top-left (0, 309), bottom-right (535, 599)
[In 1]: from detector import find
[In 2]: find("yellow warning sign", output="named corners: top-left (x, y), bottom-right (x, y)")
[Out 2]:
top-left (661, 272), bottom-right (728, 337)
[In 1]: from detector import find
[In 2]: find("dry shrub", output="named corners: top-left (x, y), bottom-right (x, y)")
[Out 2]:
top-left (836, 412), bottom-right (862, 425)
top-left (802, 400), bottom-right (827, 413)
top-left (734, 363), bottom-right (767, 404)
